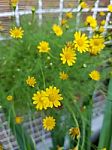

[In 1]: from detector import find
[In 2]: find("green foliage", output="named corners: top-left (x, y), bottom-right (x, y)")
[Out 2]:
top-left (0, 14), bottom-right (112, 150)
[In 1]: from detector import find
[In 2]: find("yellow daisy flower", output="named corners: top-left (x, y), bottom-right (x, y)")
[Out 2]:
top-left (32, 90), bottom-right (49, 110)
top-left (80, 2), bottom-right (88, 9)
top-left (89, 70), bottom-right (100, 81)
top-left (26, 76), bottom-right (36, 87)
top-left (99, 26), bottom-right (105, 33)
top-left (86, 16), bottom-right (97, 29)
top-left (11, 0), bottom-right (19, 7)
top-left (60, 46), bottom-right (76, 66)
top-left (43, 116), bottom-right (56, 131)
top-left (108, 4), bottom-right (112, 12)
top-left (9, 27), bottom-right (24, 39)
top-left (69, 127), bottom-right (80, 139)
top-left (61, 19), bottom-right (67, 26)
top-left (59, 71), bottom-right (68, 80)
top-left (45, 86), bottom-right (63, 108)
top-left (6, 95), bottom-right (13, 101)
top-left (65, 12), bottom-right (73, 19)
top-left (74, 31), bottom-right (89, 53)
top-left (89, 35), bottom-right (105, 55)
top-left (37, 41), bottom-right (50, 53)
top-left (100, 20), bottom-right (106, 26)
top-left (52, 24), bottom-right (63, 36)
top-left (15, 116), bottom-right (23, 124)
top-left (99, 12), bottom-right (105, 16)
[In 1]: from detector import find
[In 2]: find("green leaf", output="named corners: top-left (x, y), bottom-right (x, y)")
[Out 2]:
top-left (98, 78), bottom-right (112, 150)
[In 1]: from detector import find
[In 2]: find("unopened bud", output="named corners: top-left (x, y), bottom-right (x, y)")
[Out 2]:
top-left (83, 64), bottom-right (87, 68)
top-left (31, 7), bottom-right (36, 14)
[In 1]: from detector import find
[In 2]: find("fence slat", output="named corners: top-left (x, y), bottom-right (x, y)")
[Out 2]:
top-left (89, 0), bottom-right (100, 36)
top-left (0, 8), bottom-right (110, 18)
top-left (38, 0), bottom-right (43, 26)
top-left (59, 0), bottom-right (64, 24)
top-left (15, 4), bottom-right (20, 26)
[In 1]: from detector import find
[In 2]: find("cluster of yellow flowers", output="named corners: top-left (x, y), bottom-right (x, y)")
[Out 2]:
top-left (32, 86), bottom-right (63, 130)
top-left (32, 86), bottom-right (63, 110)
top-left (9, 26), bottom-right (105, 59)
top-left (60, 31), bottom-right (105, 67)
top-left (9, 1), bottom-right (110, 132)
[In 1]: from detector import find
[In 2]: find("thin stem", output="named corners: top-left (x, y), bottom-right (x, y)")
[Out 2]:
top-left (40, 65), bottom-right (46, 89)
top-left (75, 104), bottom-right (85, 150)
top-left (66, 103), bottom-right (80, 149)
top-left (48, 52), bottom-right (59, 60)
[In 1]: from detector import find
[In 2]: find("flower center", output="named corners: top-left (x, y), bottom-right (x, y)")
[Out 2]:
top-left (42, 45), bottom-right (47, 50)
top-left (77, 39), bottom-right (84, 46)
top-left (46, 120), bottom-right (52, 127)
top-left (15, 30), bottom-right (20, 36)
top-left (48, 94), bottom-right (55, 102)
top-left (94, 39), bottom-right (99, 46)
top-left (65, 52), bottom-right (72, 60)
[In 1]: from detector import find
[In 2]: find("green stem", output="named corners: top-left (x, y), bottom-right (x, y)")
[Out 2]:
top-left (66, 102), bottom-right (80, 149)
top-left (48, 52), bottom-right (58, 60)
top-left (84, 105), bottom-right (92, 150)
top-left (40, 64), bottom-right (46, 89)
top-left (75, 104), bottom-right (85, 150)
